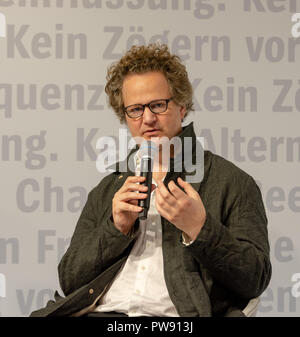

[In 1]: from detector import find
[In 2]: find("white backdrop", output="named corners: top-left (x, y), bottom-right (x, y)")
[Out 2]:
top-left (0, 0), bottom-right (300, 316)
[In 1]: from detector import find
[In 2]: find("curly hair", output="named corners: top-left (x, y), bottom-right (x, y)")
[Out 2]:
top-left (105, 44), bottom-right (194, 124)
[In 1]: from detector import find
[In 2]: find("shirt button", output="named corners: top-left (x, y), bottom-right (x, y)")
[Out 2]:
top-left (89, 288), bottom-right (94, 295)
top-left (118, 175), bottom-right (123, 179)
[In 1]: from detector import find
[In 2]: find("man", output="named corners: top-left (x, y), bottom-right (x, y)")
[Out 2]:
top-left (31, 44), bottom-right (271, 317)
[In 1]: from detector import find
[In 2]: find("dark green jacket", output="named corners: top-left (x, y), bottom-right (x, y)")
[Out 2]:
top-left (30, 122), bottom-right (271, 317)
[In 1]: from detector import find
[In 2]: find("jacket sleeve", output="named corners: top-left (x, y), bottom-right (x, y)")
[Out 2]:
top-left (187, 175), bottom-right (271, 299)
top-left (58, 175), bottom-right (137, 296)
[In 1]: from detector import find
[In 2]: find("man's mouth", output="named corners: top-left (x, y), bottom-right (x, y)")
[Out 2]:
top-left (143, 129), bottom-right (160, 134)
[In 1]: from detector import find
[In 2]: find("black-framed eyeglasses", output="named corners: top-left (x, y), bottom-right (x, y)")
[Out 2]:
top-left (123, 98), bottom-right (173, 119)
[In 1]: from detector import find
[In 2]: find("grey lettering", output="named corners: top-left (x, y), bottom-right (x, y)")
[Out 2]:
top-left (126, 26), bottom-right (146, 49)
top-left (0, 238), bottom-right (19, 264)
top-left (231, 129), bottom-right (246, 162)
top-left (191, 77), bottom-right (256, 112)
top-left (221, 127), bottom-right (229, 159)
top-left (17, 289), bottom-right (54, 316)
top-left (103, 26), bottom-right (123, 59)
top-left (258, 288), bottom-right (273, 312)
top-left (64, 84), bottom-right (84, 110)
top-left (278, 287), bottom-right (297, 312)
top-left (268, 0), bottom-right (286, 12)
top-left (37, 230), bottom-right (72, 263)
top-left (82, 0), bottom-right (103, 8)
top-left (0, 1), bottom-right (13, 6)
top-left (211, 36), bottom-right (230, 61)
top-left (66, 31), bottom-right (87, 59)
top-left (171, 35), bottom-right (191, 61)
top-left (238, 86), bottom-right (257, 112)
top-left (0, 84), bottom-right (12, 118)
top-left (16, 289), bottom-right (35, 315)
top-left (148, 29), bottom-right (169, 46)
top-left (67, 186), bottom-right (87, 213)
top-left (203, 86), bottom-right (222, 111)
top-left (296, 81), bottom-right (300, 110)
top-left (246, 36), bottom-right (264, 62)
top-left (87, 84), bottom-right (104, 110)
top-left (194, 0), bottom-right (214, 19)
top-left (148, 0), bottom-right (167, 10)
top-left (16, 178), bottom-right (40, 212)
top-left (273, 79), bottom-right (293, 112)
top-left (270, 137), bottom-right (285, 161)
top-left (1, 134), bottom-right (22, 161)
top-left (44, 177), bottom-right (64, 212)
top-left (289, 187), bottom-right (300, 212)
top-left (275, 237), bottom-right (294, 262)
top-left (106, 0), bottom-right (123, 9)
top-left (17, 84), bottom-right (37, 110)
top-left (41, 84), bottom-right (61, 110)
top-left (194, 36), bottom-right (209, 60)
top-left (1, 131), bottom-right (46, 168)
top-left (266, 187), bottom-right (285, 212)
top-left (127, 0), bottom-right (145, 9)
top-left (57, 237), bottom-right (71, 262)
top-left (195, 36), bottom-right (230, 61)
top-left (198, 129), bottom-right (216, 154)
top-left (247, 137), bottom-right (267, 162)
top-left (244, 0), bottom-right (300, 12)
top-left (38, 230), bottom-right (56, 263)
top-left (7, 24), bottom-right (30, 58)
top-left (1, 83), bottom-right (108, 118)
top-left (191, 78), bottom-right (202, 111)
top-left (247, 36), bottom-right (300, 62)
top-left (6, 24), bottom-right (87, 59)
top-left (243, 0), bottom-right (266, 11)
top-left (258, 286), bottom-right (298, 313)
top-left (77, 128), bottom-right (99, 161)
top-left (16, 178), bottom-right (87, 213)
top-left (265, 37), bottom-right (284, 62)
top-left (31, 32), bottom-right (51, 58)
top-left (286, 137), bottom-right (300, 161)
top-left (25, 130), bottom-right (47, 169)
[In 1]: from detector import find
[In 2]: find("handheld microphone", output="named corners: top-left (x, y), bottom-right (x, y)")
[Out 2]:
top-left (138, 140), bottom-right (158, 220)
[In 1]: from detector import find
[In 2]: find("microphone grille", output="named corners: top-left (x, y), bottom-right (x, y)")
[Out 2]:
top-left (139, 140), bottom-right (158, 159)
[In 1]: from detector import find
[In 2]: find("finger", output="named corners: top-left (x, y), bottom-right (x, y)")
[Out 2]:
top-left (155, 190), bottom-right (173, 219)
top-left (119, 176), bottom-right (146, 192)
top-left (167, 180), bottom-right (187, 199)
top-left (177, 177), bottom-right (199, 198)
top-left (118, 202), bottom-right (143, 213)
top-left (118, 192), bottom-right (148, 202)
top-left (127, 175), bottom-right (146, 183)
top-left (122, 183), bottom-right (148, 193)
top-left (155, 187), bottom-right (175, 212)
top-left (150, 183), bottom-right (156, 193)
top-left (156, 180), bottom-right (177, 206)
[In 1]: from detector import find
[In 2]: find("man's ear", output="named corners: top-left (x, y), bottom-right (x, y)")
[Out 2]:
top-left (180, 105), bottom-right (187, 121)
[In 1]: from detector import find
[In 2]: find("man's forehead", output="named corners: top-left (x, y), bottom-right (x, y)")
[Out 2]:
top-left (122, 71), bottom-right (171, 96)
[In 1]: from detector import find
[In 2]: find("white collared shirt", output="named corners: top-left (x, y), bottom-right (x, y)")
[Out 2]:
top-left (94, 150), bottom-right (179, 317)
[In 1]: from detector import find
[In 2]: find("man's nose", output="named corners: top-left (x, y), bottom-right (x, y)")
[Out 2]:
top-left (142, 106), bottom-right (157, 124)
